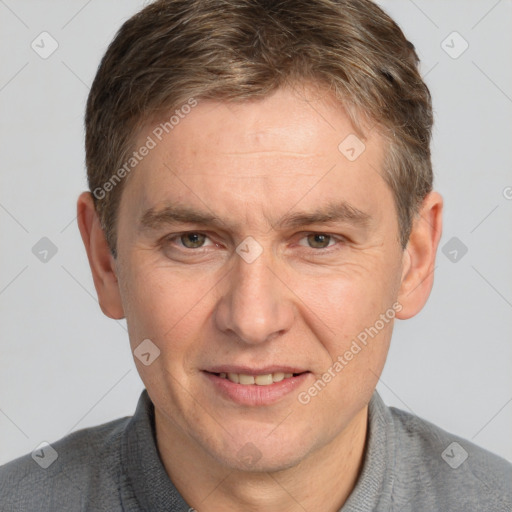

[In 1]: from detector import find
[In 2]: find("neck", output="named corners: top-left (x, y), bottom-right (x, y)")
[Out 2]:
top-left (155, 405), bottom-right (369, 512)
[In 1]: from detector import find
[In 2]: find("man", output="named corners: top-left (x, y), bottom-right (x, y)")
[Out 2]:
top-left (1, 0), bottom-right (511, 510)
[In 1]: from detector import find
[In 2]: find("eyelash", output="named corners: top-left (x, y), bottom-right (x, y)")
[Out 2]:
top-left (162, 231), bottom-right (346, 255)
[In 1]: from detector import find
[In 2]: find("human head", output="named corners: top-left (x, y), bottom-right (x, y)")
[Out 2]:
top-left (78, 0), bottom-right (442, 477)
top-left (85, 0), bottom-right (433, 258)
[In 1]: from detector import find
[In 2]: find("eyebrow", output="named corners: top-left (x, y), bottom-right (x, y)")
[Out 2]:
top-left (139, 200), bottom-right (372, 233)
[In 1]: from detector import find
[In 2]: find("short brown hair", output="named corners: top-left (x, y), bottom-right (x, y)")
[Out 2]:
top-left (85, 0), bottom-right (433, 257)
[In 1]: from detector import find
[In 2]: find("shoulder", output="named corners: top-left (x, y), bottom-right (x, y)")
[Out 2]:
top-left (0, 415), bottom-right (131, 512)
top-left (389, 405), bottom-right (512, 511)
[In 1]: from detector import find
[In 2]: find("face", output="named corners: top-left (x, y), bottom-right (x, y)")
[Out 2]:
top-left (114, 85), bottom-right (406, 471)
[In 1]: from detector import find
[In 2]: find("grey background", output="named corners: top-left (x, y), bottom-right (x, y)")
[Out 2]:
top-left (0, 0), bottom-right (511, 466)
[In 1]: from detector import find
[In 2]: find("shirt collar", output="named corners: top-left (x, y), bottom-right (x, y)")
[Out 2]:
top-left (120, 388), bottom-right (395, 512)
top-left (120, 389), bottom-right (191, 511)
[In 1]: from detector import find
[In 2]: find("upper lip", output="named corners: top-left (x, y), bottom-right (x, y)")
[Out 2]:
top-left (204, 365), bottom-right (309, 375)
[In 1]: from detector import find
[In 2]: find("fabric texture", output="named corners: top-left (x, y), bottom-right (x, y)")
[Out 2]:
top-left (1, 389), bottom-right (511, 511)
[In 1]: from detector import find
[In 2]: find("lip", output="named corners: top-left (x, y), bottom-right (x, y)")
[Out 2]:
top-left (202, 370), bottom-right (311, 406)
top-left (204, 365), bottom-right (308, 375)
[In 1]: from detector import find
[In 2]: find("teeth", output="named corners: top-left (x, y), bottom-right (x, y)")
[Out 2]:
top-left (239, 374), bottom-right (255, 385)
top-left (219, 371), bottom-right (299, 385)
top-left (254, 374), bottom-right (273, 385)
top-left (272, 372), bottom-right (285, 382)
top-left (227, 372), bottom-right (239, 383)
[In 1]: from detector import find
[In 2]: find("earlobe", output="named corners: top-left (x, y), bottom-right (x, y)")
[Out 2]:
top-left (396, 191), bottom-right (443, 320)
top-left (76, 191), bottom-right (125, 320)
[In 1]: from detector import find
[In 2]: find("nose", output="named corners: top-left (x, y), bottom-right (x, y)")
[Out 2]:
top-left (214, 250), bottom-right (295, 345)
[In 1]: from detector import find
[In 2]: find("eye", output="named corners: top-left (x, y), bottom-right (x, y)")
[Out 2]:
top-left (168, 232), bottom-right (214, 249)
top-left (181, 232), bottom-right (206, 248)
top-left (299, 233), bottom-right (337, 249)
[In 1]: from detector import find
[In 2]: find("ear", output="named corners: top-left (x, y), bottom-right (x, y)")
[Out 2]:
top-left (396, 191), bottom-right (443, 320)
top-left (76, 191), bottom-right (125, 319)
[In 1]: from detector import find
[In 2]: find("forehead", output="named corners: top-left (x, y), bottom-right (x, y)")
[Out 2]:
top-left (149, 87), bottom-right (374, 169)
top-left (120, 86), bottom-right (391, 231)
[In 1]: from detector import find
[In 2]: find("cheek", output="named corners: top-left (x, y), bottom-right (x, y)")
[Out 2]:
top-left (289, 257), bottom-right (399, 387)
top-left (119, 259), bottom-right (209, 351)
top-left (295, 260), bottom-right (398, 334)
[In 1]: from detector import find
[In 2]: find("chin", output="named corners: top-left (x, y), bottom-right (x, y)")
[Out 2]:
top-left (219, 448), bottom-right (308, 474)
top-left (210, 428), bottom-right (315, 473)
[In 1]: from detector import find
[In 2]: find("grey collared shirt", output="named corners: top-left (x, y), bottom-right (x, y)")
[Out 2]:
top-left (1, 389), bottom-right (511, 511)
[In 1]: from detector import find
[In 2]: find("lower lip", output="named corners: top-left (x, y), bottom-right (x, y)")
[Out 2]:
top-left (203, 371), bottom-right (311, 406)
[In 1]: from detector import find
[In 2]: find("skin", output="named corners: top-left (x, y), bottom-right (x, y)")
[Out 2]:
top-left (77, 84), bottom-right (443, 511)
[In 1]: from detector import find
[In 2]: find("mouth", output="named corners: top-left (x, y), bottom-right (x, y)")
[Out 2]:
top-left (202, 367), bottom-right (311, 406)
top-left (205, 370), bottom-right (307, 386)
